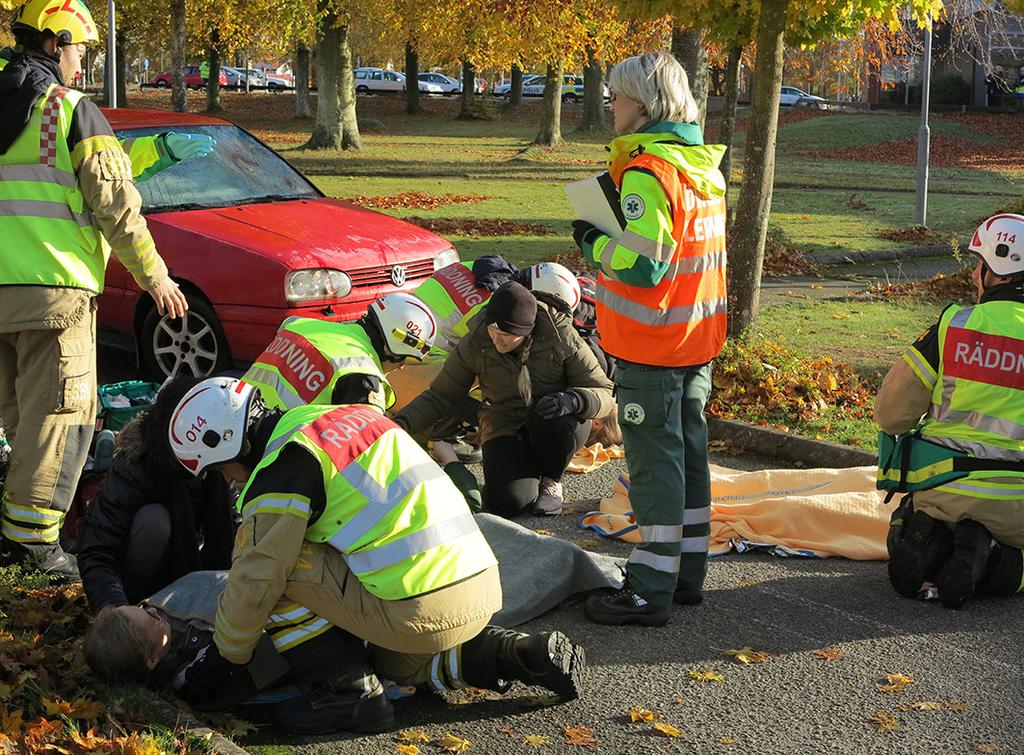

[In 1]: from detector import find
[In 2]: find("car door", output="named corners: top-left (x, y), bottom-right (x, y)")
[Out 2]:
top-left (780, 87), bottom-right (796, 106)
top-left (386, 71), bottom-right (404, 92)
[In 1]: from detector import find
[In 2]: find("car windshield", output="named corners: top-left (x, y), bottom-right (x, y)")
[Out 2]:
top-left (114, 124), bottom-right (320, 213)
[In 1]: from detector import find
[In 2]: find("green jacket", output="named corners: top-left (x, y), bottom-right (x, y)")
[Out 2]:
top-left (395, 301), bottom-right (615, 443)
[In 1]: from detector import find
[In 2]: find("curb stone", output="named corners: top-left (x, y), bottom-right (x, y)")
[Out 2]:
top-left (708, 416), bottom-right (877, 468)
top-left (152, 698), bottom-right (251, 755)
top-left (813, 244), bottom-right (952, 266)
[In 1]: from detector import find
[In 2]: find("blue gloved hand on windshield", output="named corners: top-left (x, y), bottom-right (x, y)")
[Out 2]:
top-left (165, 132), bottom-right (216, 161)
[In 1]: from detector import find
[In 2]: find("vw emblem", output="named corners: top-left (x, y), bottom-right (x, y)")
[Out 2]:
top-left (390, 265), bottom-right (407, 287)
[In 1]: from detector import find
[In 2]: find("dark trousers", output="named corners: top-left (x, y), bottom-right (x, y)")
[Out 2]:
top-left (123, 503), bottom-right (172, 604)
top-left (616, 362), bottom-right (713, 608)
top-left (481, 413), bottom-right (590, 518)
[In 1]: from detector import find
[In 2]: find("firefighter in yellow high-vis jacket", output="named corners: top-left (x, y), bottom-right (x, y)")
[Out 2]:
top-left (0, 0), bottom-right (189, 579)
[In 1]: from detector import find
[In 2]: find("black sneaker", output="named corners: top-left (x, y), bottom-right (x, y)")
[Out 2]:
top-left (887, 510), bottom-right (952, 599)
top-left (501, 630), bottom-right (587, 700)
top-left (936, 519), bottom-right (993, 610)
top-left (271, 675), bottom-right (394, 735)
top-left (584, 585), bottom-right (670, 627)
top-left (672, 588), bottom-right (704, 606)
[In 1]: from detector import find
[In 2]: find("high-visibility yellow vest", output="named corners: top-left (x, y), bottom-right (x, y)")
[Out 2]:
top-left (242, 404), bottom-right (497, 600)
top-left (918, 301), bottom-right (1024, 499)
top-left (411, 261), bottom-right (490, 361)
top-left (243, 317), bottom-right (395, 412)
top-left (0, 84), bottom-right (111, 293)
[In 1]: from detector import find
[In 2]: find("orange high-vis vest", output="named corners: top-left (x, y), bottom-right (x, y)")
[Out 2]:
top-left (596, 153), bottom-right (728, 367)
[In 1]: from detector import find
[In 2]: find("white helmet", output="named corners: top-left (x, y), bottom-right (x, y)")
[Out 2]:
top-left (528, 262), bottom-right (581, 312)
top-left (169, 377), bottom-right (256, 476)
top-left (369, 293), bottom-right (437, 361)
top-left (969, 213), bottom-right (1024, 277)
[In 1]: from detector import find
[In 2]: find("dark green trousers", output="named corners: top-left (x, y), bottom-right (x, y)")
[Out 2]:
top-left (616, 362), bottom-right (712, 608)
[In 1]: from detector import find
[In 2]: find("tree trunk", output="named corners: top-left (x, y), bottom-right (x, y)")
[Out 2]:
top-left (671, 25), bottom-right (709, 129)
top-left (533, 61), bottom-right (563, 146)
top-left (114, 31), bottom-right (127, 107)
top-left (577, 45), bottom-right (605, 132)
top-left (727, 0), bottom-right (789, 335)
top-left (205, 31), bottom-right (222, 113)
top-left (170, 0), bottom-right (186, 112)
top-left (404, 42), bottom-right (422, 114)
top-left (458, 59), bottom-right (475, 118)
top-left (720, 43), bottom-right (743, 215)
top-left (294, 43), bottom-right (312, 118)
top-left (509, 64), bottom-right (524, 107)
top-left (306, 6), bottom-right (361, 150)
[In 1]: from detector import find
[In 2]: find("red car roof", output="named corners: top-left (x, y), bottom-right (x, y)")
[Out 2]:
top-left (101, 108), bottom-right (230, 130)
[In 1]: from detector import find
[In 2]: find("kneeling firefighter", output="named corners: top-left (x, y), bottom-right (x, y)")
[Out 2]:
top-left (166, 376), bottom-right (588, 729)
top-left (242, 292), bottom-right (435, 413)
top-left (876, 213), bottom-right (1024, 609)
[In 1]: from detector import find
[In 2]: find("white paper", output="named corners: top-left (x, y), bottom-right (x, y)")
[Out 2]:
top-left (565, 174), bottom-right (624, 239)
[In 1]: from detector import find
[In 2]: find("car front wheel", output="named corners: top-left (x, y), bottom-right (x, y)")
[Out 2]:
top-left (139, 295), bottom-right (231, 379)
top-left (155, 80), bottom-right (169, 88)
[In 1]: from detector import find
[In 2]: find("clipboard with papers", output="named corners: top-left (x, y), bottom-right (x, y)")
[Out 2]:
top-left (564, 172), bottom-right (626, 239)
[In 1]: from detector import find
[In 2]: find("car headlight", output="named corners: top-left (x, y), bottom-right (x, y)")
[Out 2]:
top-left (433, 248), bottom-right (460, 271)
top-left (285, 268), bottom-right (352, 304)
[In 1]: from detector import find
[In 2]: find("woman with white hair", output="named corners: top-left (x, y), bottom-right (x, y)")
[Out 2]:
top-left (571, 51), bottom-right (729, 627)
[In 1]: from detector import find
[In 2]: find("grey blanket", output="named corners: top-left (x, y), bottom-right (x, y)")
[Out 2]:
top-left (146, 514), bottom-right (622, 629)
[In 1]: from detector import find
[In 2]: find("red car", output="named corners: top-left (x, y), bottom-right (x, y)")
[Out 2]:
top-left (100, 109), bottom-right (459, 378)
top-left (147, 66), bottom-right (229, 90)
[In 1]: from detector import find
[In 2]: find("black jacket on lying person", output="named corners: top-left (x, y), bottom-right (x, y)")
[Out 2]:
top-left (77, 412), bottom-right (235, 612)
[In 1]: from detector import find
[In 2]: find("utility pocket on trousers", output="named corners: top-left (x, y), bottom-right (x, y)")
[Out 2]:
top-left (54, 308), bottom-right (95, 415)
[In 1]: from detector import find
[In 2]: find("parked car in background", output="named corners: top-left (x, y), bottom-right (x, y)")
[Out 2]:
top-left (265, 72), bottom-right (293, 90)
top-left (493, 74), bottom-right (543, 98)
top-left (148, 66), bottom-right (228, 90)
top-left (494, 73), bottom-right (601, 102)
top-left (353, 67), bottom-right (406, 94)
top-left (101, 108), bottom-right (459, 379)
top-left (220, 67), bottom-right (266, 89)
top-left (779, 86), bottom-right (829, 109)
top-left (418, 71), bottom-right (461, 95)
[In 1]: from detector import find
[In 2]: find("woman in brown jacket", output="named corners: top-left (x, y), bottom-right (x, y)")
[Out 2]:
top-left (394, 282), bottom-right (614, 517)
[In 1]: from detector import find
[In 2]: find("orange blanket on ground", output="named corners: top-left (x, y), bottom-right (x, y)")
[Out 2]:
top-left (579, 465), bottom-right (891, 560)
top-left (567, 443), bottom-right (625, 473)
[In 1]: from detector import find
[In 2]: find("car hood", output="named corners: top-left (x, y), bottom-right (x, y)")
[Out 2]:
top-left (146, 197), bottom-right (449, 270)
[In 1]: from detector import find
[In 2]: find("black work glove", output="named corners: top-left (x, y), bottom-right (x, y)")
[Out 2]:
top-left (534, 391), bottom-right (583, 420)
top-left (572, 219), bottom-right (601, 250)
top-left (173, 642), bottom-right (245, 708)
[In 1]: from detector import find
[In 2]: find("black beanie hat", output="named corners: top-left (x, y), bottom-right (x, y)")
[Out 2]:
top-left (485, 282), bottom-right (537, 336)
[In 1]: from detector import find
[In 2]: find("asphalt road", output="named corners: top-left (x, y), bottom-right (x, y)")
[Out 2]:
top-left (230, 452), bottom-right (1024, 755)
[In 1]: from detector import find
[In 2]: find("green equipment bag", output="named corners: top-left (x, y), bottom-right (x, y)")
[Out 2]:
top-left (876, 428), bottom-right (969, 500)
top-left (97, 380), bottom-right (161, 431)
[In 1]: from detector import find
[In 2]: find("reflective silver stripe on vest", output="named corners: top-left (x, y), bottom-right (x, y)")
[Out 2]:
top-left (244, 365), bottom-right (305, 410)
top-left (639, 524), bottom-right (683, 543)
top-left (949, 307), bottom-right (973, 328)
top-left (627, 549), bottom-right (680, 574)
top-left (922, 434), bottom-right (1024, 464)
top-left (681, 534), bottom-right (710, 553)
top-left (0, 199), bottom-right (93, 227)
top-left (330, 354), bottom-right (379, 372)
top-left (683, 506), bottom-right (712, 525)
top-left (0, 165), bottom-right (77, 188)
top-left (597, 288), bottom-right (727, 327)
top-left (933, 408), bottom-right (1024, 443)
top-left (664, 251), bottom-right (726, 280)
top-left (344, 513), bottom-right (479, 573)
top-left (265, 428), bottom-right (299, 457)
top-left (328, 462), bottom-right (446, 553)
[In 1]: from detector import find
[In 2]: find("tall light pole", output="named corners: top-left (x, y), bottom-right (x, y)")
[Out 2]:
top-left (107, 0), bottom-right (117, 107)
top-left (915, 16), bottom-right (933, 227)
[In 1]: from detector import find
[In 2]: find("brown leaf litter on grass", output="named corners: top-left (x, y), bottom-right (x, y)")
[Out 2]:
top-left (344, 192), bottom-right (488, 210)
top-left (404, 217), bottom-right (553, 237)
top-left (862, 267), bottom-right (974, 303)
top-left (875, 226), bottom-right (945, 245)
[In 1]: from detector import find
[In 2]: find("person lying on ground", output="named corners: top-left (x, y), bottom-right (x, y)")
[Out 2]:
top-left (876, 212), bottom-right (1024, 609)
top-left (77, 377), bottom-right (235, 612)
top-left (83, 574), bottom-right (394, 734)
top-left (393, 282), bottom-right (614, 518)
top-left (162, 377), bottom-right (588, 723)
